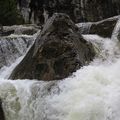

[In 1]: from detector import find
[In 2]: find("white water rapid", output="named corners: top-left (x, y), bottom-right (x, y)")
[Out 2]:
top-left (1, 21), bottom-right (120, 120)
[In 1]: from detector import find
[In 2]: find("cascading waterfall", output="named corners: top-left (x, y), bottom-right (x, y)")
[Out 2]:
top-left (76, 22), bottom-right (92, 34)
top-left (1, 21), bottom-right (120, 120)
top-left (112, 18), bottom-right (120, 41)
top-left (0, 34), bottom-right (35, 69)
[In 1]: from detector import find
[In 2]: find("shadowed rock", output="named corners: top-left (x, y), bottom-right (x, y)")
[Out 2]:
top-left (89, 16), bottom-right (120, 38)
top-left (19, 0), bottom-right (120, 24)
top-left (0, 100), bottom-right (5, 120)
top-left (9, 13), bottom-right (95, 81)
top-left (78, 16), bottom-right (120, 38)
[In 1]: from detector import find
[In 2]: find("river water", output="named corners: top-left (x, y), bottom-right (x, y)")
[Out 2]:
top-left (1, 22), bottom-right (120, 120)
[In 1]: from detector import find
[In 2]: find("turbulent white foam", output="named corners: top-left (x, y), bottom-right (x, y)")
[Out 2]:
top-left (1, 34), bottom-right (120, 120)
top-left (76, 22), bottom-right (92, 34)
top-left (112, 18), bottom-right (120, 41)
top-left (48, 59), bottom-right (120, 120)
top-left (0, 56), bottom-right (24, 79)
top-left (83, 35), bottom-right (120, 64)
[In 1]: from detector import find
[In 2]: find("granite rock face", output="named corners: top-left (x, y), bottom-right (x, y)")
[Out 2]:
top-left (80, 0), bottom-right (120, 22)
top-left (9, 13), bottom-right (95, 81)
top-left (18, 0), bottom-right (120, 23)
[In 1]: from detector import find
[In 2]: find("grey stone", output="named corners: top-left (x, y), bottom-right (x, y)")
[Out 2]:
top-left (78, 16), bottom-right (120, 38)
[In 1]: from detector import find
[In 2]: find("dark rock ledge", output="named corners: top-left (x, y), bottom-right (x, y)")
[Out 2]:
top-left (0, 99), bottom-right (5, 120)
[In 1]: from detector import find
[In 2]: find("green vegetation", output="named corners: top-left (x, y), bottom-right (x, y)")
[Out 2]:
top-left (0, 0), bottom-right (24, 25)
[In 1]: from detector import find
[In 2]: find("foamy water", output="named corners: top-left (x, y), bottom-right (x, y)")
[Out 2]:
top-left (1, 23), bottom-right (120, 120)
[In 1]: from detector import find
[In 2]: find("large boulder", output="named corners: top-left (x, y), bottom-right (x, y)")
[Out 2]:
top-left (77, 16), bottom-right (120, 38)
top-left (89, 16), bottom-right (120, 38)
top-left (9, 13), bottom-right (95, 81)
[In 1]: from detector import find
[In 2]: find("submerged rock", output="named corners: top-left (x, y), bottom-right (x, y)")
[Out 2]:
top-left (0, 100), bottom-right (5, 120)
top-left (9, 13), bottom-right (95, 81)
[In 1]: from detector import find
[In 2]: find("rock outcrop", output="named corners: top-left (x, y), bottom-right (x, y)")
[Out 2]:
top-left (18, 0), bottom-right (120, 24)
top-left (9, 13), bottom-right (95, 81)
top-left (89, 16), bottom-right (120, 38)
top-left (0, 25), bottom-right (39, 36)
top-left (77, 16), bottom-right (120, 38)
top-left (80, 0), bottom-right (120, 22)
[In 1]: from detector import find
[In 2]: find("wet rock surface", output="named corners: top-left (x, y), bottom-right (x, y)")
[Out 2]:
top-left (0, 100), bottom-right (5, 120)
top-left (0, 25), bottom-right (39, 36)
top-left (89, 16), bottom-right (120, 38)
top-left (9, 13), bottom-right (95, 81)
top-left (78, 16), bottom-right (120, 38)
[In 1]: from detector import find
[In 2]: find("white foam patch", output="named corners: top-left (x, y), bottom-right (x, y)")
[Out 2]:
top-left (47, 58), bottom-right (120, 120)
